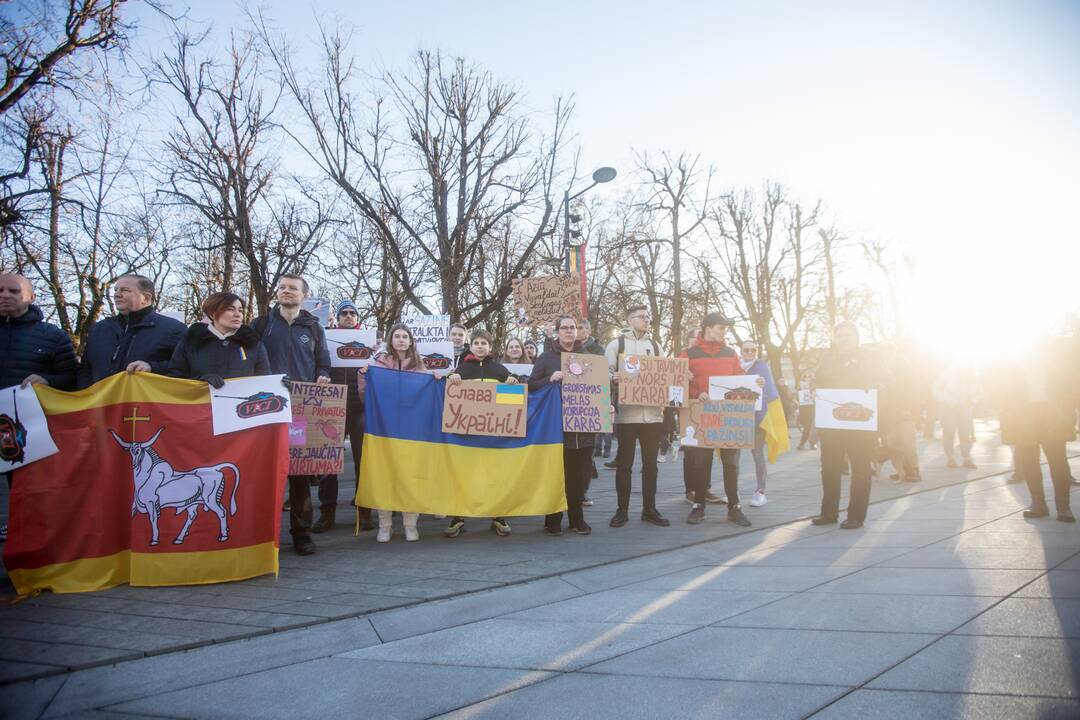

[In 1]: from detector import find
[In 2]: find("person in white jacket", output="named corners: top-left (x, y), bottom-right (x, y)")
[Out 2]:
top-left (604, 305), bottom-right (671, 528)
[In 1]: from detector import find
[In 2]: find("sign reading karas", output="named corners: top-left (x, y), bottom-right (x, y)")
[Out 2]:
top-left (512, 274), bottom-right (582, 327)
top-left (560, 352), bottom-right (612, 433)
top-left (617, 355), bottom-right (691, 407)
top-left (814, 388), bottom-right (877, 431)
top-left (678, 399), bottom-right (756, 449)
top-left (288, 382), bottom-right (348, 474)
top-left (442, 380), bottom-right (527, 437)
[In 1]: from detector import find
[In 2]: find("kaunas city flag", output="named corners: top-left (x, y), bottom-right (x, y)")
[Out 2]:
top-left (3, 373), bottom-right (289, 594)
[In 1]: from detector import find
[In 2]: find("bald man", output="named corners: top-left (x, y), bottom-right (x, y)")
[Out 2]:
top-left (0, 273), bottom-right (77, 391)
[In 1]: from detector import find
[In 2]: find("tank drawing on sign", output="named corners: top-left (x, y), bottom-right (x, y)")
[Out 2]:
top-left (832, 402), bottom-right (874, 422)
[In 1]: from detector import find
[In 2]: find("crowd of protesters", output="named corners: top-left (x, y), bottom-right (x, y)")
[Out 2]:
top-left (1, 270), bottom-right (1076, 552)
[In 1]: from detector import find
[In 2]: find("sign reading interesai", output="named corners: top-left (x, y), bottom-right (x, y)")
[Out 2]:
top-left (288, 382), bottom-right (347, 474)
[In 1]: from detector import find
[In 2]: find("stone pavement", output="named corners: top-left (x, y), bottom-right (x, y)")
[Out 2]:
top-left (1, 423), bottom-right (1078, 718)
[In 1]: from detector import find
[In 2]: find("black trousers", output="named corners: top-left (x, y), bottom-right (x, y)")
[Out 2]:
top-left (683, 447), bottom-right (741, 507)
top-left (819, 430), bottom-right (875, 523)
top-left (614, 422), bottom-right (663, 512)
top-left (318, 411), bottom-right (365, 510)
top-left (1015, 441), bottom-right (1072, 512)
top-left (288, 475), bottom-right (314, 540)
top-left (547, 447), bottom-right (592, 530)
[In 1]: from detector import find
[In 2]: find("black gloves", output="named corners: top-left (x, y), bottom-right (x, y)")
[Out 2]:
top-left (281, 375), bottom-right (293, 389)
top-left (199, 373), bottom-right (225, 389)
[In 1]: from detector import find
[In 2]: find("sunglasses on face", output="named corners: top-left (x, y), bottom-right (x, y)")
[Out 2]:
top-left (339, 310), bottom-right (357, 316)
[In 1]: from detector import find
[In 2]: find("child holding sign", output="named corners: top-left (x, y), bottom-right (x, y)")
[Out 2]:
top-left (444, 329), bottom-right (520, 538)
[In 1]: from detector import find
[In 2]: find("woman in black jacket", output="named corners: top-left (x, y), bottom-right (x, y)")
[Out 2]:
top-left (528, 314), bottom-right (596, 536)
top-left (168, 293), bottom-right (271, 386)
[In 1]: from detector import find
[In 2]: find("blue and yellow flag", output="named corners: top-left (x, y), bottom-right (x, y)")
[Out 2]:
top-left (753, 361), bottom-right (790, 463)
top-left (357, 367), bottom-right (566, 517)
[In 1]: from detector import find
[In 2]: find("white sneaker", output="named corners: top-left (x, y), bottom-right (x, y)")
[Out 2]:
top-left (750, 490), bottom-right (767, 507)
top-left (376, 527), bottom-right (391, 543)
top-left (658, 452), bottom-right (668, 464)
top-left (404, 526), bottom-right (420, 542)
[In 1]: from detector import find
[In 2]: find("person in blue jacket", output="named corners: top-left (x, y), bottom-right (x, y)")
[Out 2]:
top-left (77, 274), bottom-right (185, 388)
top-left (251, 273), bottom-right (332, 556)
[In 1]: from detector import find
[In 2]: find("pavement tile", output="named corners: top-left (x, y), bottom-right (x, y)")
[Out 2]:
top-left (710, 546), bottom-right (910, 567)
top-left (0, 660), bottom-right (64, 684)
top-left (869, 635), bottom-right (1080, 697)
top-left (807, 567), bottom-right (1042, 596)
top-left (0, 675), bottom-right (66, 720)
top-left (717, 593), bottom-right (998, 634)
top-left (931, 533), bottom-right (1080, 549)
top-left (0, 638), bottom-right (141, 670)
top-left (770, 531), bottom-right (949, 549)
top-left (586, 626), bottom-right (935, 685)
top-left (955, 598), bottom-right (1080, 638)
top-left (338, 617), bottom-right (688, 671)
top-left (369, 576), bottom-right (583, 642)
top-left (106, 658), bottom-right (554, 720)
top-left (812, 689), bottom-right (1080, 719)
top-left (876, 546), bottom-right (1078, 570)
top-left (435, 672), bottom-right (846, 720)
top-left (1011, 570), bottom-right (1080, 598)
top-left (0, 604), bottom-right (260, 642)
top-left (0, 620), bottom-right (192, 653)
top-left (25, 594), bottom-right (325, 629)
top-left (1055, 554), bottom-right (1080, 571)
top-left (40, 618), bottom-right (380, 718)
top-left (507, 588), bottom-right (790, 626)
top-left (634, 564), bottom-right (854, 593)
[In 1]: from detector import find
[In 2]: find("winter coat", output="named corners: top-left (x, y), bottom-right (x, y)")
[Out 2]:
top-left (251, 307), bottom-right (331, 383)
top-left (77, 307), bottom-right (186, 389)
top-left (528, 341), bottom-right (594, 449)
top-left (812, 346), bottom-right (882, 438)
top-left (166, 323), bottom-right (271, 381)
top-left (677, 337), bottom-right (741, 400)
top-left (604, 329), bottom-right (664, 424)
top-left (580, 335), bottom-right (605, 356)
top-left (997, 348), bottom-right (1078, 446)
top-left (455, 354), bottom-right (514, 382)
top-left (330, 365), bottom-right (362, 416)
top-left (356, 351), bottom-right (428, 407)
top-left (0, 305), bottom-right (77, 390)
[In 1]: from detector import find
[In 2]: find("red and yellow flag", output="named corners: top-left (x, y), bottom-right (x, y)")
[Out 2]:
top-left (3, 373), bottom-right (288, 594)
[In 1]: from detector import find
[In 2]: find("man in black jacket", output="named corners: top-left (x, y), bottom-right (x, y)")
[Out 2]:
top-left (0, 273), bottom-right (77, 391)
top-left (77, 275), bottom-right (185, 389)
top-left (252, 274), bottom-right (332, 555)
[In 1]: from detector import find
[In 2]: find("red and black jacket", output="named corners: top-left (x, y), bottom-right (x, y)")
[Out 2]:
top-left (678, 337), bottom-right (742, 398)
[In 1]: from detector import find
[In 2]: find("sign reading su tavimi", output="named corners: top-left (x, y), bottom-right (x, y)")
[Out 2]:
top-left (512, 274), bottom-right (582, 327)
top-left (288, 382), bottom-right (347, 474)
top-left (442, 380), bottom-right (527, 438)
top-left (560, 352), bottom-right (613, 433)
top-left (617, 355), bottom-right (691, 408)
top-left (678, 399), bottom-right (756, 449)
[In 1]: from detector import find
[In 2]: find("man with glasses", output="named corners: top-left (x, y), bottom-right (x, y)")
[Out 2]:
top-left (604, 305), bottom-right (671, 527)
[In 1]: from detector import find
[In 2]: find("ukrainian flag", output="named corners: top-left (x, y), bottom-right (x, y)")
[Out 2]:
top-left (495, 383), bottom-right (525, 405)
top-left (755, 363), bottom-right (791, 463)
top-left (357, 367), bottom-right (566, 517)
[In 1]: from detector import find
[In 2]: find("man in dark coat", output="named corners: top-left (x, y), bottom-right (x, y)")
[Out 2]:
top-left (0, 273), bottom-right (77, 391)
top-left (251, 274), bottom-right (332, 555)
top-left (77, 274), bottom-right (185, 388)
top-left (811, 321), bottom-right (881, 529)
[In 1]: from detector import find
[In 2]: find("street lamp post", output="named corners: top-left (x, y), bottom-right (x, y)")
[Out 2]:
top-left (562, 166), bottom-right (618, 250)
top-left (562, 166), bottom-right (617, 319)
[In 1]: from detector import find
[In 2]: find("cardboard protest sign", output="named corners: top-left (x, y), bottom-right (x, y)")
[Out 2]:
top-left (325, 328), bottom-right (378, 368)
top-left (288, 382), bottom-right (348, 474)
top-left (401, 314), bottom-right (455, 376)
top-left (798, 388), bottom-right (814, 406)
top-left (678, 399), bottom-right (756, 449)
top-left (617, 355), bottom-right (691, 408)
top-left (512, 274), bottom-right (582, 327)
top-left (708, 375), bottom-right (765, 411)
top-left (504, 363), bottom-right (534, 379)
top-left (442, 380), bottom-right (527, 437)
top-left (814, 388), bottom-right (878, 432)
top-left (210, 375), bottom-right (292, 436)
top-left (0, 385), bottom-right (59, 472)
top-left (560, 352), bottom-right (613, 433)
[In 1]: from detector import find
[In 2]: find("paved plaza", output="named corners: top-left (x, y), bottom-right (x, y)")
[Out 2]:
top-left (2, 423), bottom-right (1078, 719)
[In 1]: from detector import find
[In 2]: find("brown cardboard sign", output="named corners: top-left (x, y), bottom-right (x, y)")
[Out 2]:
top-left (678, 399), bottom-right (756, 449)
top-left (617, 355), bottom-right (691, 407)
top-left (512, 274), bottom-right (582, 327)
top-left (560, 352), bottom-right (613, 433)
top-left (442, 380), bottom-right (527, 437)
top-left (288, 382), bottom-right (347, 474)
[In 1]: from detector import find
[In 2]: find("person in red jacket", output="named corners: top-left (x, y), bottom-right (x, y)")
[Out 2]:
top-left (677, 313), bottom-right (751, 526)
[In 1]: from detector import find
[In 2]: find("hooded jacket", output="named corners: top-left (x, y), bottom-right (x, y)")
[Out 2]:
top-left (455, 354), bottom-right (514, 382)
top-left (678, 336), bottom-right (742, 400)
top-left (77, 306), bottom-right (186, 388)
top-left (251, 307), bottom-right (331, 383)
top-left (167, 323), bottom-right (271, 381)
top-left (356, 350), bottom-right (427, 406)
top-left (604, 328), bottom-right (664, 424)
top-left (0, 305), bottom-right (77, 390)
top-left (528, 340), bottom-right (595, 449)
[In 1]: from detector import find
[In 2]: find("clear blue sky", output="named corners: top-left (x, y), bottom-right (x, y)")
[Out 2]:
top-left (142, 0), bottom-right (1080, 345)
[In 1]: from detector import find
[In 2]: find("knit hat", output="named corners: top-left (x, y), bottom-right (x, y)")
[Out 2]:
top-left (335, 300), bottom-right (358, 317)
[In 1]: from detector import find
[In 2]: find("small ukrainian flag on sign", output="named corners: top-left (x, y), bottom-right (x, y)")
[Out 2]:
top-left (495, 383), bottom-right (525, 405)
